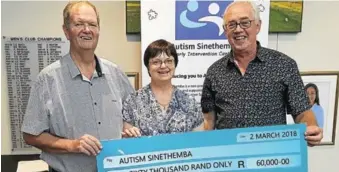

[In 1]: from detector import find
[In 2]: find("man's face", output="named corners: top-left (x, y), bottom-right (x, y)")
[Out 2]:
top-left (224, 3), bottom-right (261, 52)
top-left (63, 4), bottom-right (99, 51)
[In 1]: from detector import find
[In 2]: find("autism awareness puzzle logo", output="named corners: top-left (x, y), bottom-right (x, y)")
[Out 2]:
top-left (175, 0), bottom-right (233, 40)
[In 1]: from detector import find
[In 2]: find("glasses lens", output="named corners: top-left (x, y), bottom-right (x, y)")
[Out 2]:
top-left (165, 59), bottom-right (174, 65)
top-left (240, 21), bottom-right (251, 28)
top-left (151, 60), bottom-right (161, 66)
top-left (227, 22), bottom-right (236, 30)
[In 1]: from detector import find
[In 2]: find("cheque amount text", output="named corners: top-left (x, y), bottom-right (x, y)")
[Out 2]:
top-left (250, 130), bottom-right (298, 140)
top-left (256, 158), bottom-right (290, 167)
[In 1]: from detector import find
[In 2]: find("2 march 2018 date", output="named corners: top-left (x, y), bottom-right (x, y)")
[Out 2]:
top-left (250, 130), bottom-right (298, 140)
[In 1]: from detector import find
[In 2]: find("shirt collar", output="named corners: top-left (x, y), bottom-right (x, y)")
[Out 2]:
top-left (65, 53), bottom-right (107, 79)
top-left (226, 41), bottom-right (266, 65)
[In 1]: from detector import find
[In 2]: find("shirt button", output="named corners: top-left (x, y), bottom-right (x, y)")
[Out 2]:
top-left (98, 122), bottom-right (101, 124)
top-left (94, 102), bottom-right (97, 105)
top-left (90, 83), bottom-right (93, 86)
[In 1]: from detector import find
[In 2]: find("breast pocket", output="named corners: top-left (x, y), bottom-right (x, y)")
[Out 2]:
top-left (101, 94), bottom-right (123, 138)
top-left (102, 94), bottom-right (122, 117)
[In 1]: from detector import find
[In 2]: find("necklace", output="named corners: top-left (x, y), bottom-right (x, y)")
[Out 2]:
top-left (151, 84), bottom-right (174, 111)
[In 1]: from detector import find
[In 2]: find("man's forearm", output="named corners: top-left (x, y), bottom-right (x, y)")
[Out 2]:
top-left (193, 122), bottom-right (204, 131)
top-left (295, 109), bottom-right (318, 126)
top-left (203, 111), bottom-right (216, 130)
top-left (23, 132), bottom-right (78, 153)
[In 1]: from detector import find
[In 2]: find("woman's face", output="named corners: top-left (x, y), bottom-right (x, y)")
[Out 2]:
top-left (148, 52), bottom-right (175, 82)
top-left (307, 87), bottom-right (316, 105)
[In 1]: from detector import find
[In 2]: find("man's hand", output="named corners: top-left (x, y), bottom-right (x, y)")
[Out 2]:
top-left (122, 127), bottom-right (141, 138)
top-left (71, 134), bottom-right (102, 156)
top-left (305, 125), bottom-right (323, 146)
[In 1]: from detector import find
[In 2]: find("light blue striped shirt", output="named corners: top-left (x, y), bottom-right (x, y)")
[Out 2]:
top-left (21, 53), bottom-right (134, 172)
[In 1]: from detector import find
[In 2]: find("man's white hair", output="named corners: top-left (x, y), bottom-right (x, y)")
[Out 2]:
top-left (223, 0), bottom-right (261, 25)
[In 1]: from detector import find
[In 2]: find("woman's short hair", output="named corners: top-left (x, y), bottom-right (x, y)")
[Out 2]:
top-left (305, 83), bottom-right (320, 105)
top-left (143, 39), bottom-right (178, 69)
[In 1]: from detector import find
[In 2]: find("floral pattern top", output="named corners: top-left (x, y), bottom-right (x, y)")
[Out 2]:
top-left (122, 84), bottom-right (204, 136)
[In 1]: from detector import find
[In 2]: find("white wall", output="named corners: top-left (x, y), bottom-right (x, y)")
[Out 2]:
top-left (1, 1), bottom-right (339, 172)
top-left (268, 2), bottom-right (339, 172)
top-left (1, 1), bottom-right (141, 154)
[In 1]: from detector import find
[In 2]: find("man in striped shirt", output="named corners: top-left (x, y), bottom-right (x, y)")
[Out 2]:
top-left (21, 1), bottom-right (134, 172)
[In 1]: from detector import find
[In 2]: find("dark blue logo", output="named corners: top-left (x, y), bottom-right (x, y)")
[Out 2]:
top-left (175, 0), bottom-right (233, 40)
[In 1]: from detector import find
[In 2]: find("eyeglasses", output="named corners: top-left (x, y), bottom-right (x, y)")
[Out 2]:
top-left (223, 19), bottom-right (254, 30)
top-left (150, 59), bottom-right (175, 67)
top-left (71, 22), bottom-right (99, 30)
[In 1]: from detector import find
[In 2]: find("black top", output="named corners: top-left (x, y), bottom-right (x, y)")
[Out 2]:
top-left (201, 41), bottom-right (310, 129)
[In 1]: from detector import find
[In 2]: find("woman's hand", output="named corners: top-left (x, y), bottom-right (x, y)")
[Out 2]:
top-left (122, 127), bottom-right (141, 138)
top-left (122, 122), bottom-right (141, 138)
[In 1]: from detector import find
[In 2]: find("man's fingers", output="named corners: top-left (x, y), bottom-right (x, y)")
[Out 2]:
top-left (79, 146), bottom-right (91, 156)
top-left (305, 126), bottom-right (323, 146)
top-left (86, 135), bottom-right (103, 150)
top-left (306, 135), bottom-right (322, 142)
top-left (83, 138), bottom-right (100, 154)
top-left (80, 140), bottom-right (97, 156)
top-left (79, 134), bottom-right (103, 155)
top-left (307, 141), bottom-right (320, 146)
top-left (305, 127), bottom-right (322, 136)
top-left (305, 130), bottom-right (318, 136)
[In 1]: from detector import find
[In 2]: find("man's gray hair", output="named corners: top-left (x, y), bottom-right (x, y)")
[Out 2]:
top-left (223, 0), bottom-right (261, 25)
top-left (63, 1), bottom-right (100, 29)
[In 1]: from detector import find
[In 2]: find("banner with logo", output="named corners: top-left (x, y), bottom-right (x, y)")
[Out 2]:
top-left (141, 0), bottom-right (270, 102)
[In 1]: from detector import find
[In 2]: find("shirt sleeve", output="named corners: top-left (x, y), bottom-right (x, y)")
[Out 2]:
top-left (201, 70), bottom-right (216, 113)
top-left (117, 68), bottom-right (135, 102)
top-left (284, 60), bottom-right (311, 118)
top-left (318, 106), bottom-right (324, 128)
top-left (21, 76), bottom-right (50, 136)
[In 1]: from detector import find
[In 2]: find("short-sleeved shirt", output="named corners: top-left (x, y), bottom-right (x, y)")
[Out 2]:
top-left (21, 53), bottom-right (134, 172)
top-left (122, 84), bottom-right (203, 136)
top-left (312, 104), bottom-right (324, 128)
top-left (201, 41), bottom-right (311, 129)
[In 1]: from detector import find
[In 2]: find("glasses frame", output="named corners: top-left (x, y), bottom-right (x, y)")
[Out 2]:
top-left (149, 58), bottom-right (175, 68)
top-left (223, 19), bottom-right (255, 31)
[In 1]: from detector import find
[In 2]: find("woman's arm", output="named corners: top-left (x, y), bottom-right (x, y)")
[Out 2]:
top-left (122, 93), bottom-right (142, 138)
